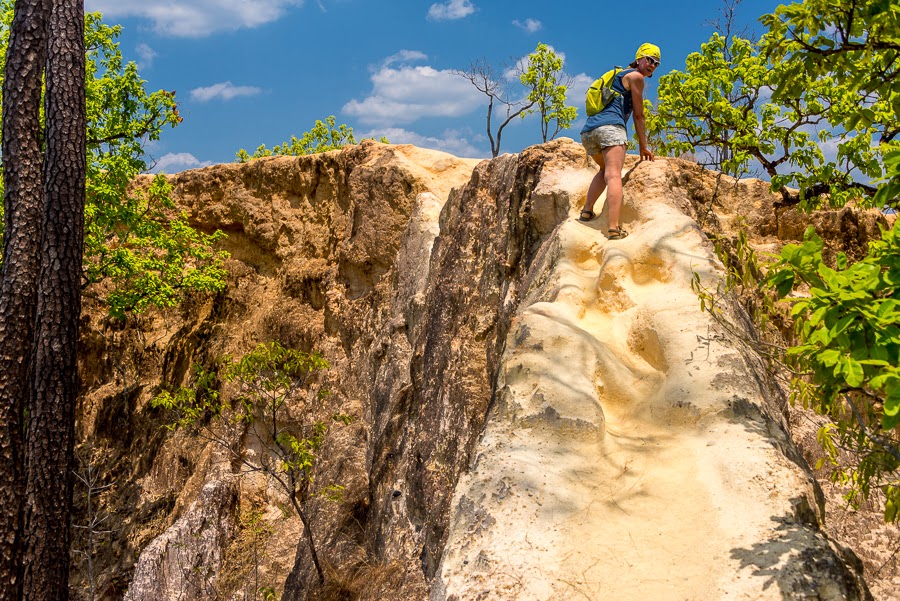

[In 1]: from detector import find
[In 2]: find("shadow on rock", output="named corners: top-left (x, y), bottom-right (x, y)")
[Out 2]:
top-left (729, 501), bottom-right (872, 601)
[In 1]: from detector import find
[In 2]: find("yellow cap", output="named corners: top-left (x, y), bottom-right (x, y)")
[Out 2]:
top-left (635, 43), bottom-right (661, 61)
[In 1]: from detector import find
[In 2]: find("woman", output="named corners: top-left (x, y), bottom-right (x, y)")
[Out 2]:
top-left (578, 43), bottom-right (660, 240)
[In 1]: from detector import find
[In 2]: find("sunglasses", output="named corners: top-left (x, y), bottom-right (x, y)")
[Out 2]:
top-left (645, 57), bottom-right (660, 67)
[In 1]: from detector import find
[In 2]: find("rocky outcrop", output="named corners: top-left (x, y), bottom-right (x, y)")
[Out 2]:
top-left (124, 478), bottom-right (238, 600)
top-left (74, 139), bottom-right (883, 600)
top-left (431, 156), bottom-right (869, 600)
top-left (358, 143), bottom-right (581, 598)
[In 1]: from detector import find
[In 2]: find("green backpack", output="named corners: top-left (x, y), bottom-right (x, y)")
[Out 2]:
top-left (585, 67), bottom-right (622, 116)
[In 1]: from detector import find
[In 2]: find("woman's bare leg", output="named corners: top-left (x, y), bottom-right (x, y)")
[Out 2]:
top-left (581, 152), bottom-right (606, 215)
top-left (601, 144), bottom-right (626, 230)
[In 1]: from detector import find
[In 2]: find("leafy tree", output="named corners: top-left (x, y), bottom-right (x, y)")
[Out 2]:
top-left (760, 0), bottom-right (900, 208)
top-left (519, 43), bottom-right (577, 143)
top-left (757, 0), bottom-right (900, 523)
top-left (647, 30), bottom-right (885, 206)
top-left (0, 4), bottom-right (229, 319)
top-left (81, 14), bottom-right (228, 318)
top-left (679, 0), bottom-right (900, 523)
top-left (152, 342), bottom-right (350, 586)
top-left (659, 0), bottom-right (754, 175)
top-left (236, 115), bottom-right (363, 163)
top-left (458, 43), bottom-right (576, 157)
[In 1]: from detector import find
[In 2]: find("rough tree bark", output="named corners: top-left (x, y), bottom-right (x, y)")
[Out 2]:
top-left (20, 0), bottom-right (86, 598)
top-left (0, 0), bottom-right (50, 598)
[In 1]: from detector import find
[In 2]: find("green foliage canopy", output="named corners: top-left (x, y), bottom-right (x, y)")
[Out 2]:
top-left (760, 0), bottom-right (900, 208)
top-left (768, 226), bottom-right (900, 521)
top-left (235, 115), bottom-right (364, 163)
top-left (0, 4), bottom-right (228, 318)
top-left (647, 30), bottom-right (888, 208)
top-left (519, 43), bottom-right (577, 143)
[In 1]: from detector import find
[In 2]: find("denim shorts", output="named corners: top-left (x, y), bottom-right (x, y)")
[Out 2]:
top-left (581, 125), bottom-right (627, 155)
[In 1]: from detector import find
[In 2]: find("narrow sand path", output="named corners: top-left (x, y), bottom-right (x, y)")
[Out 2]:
top-left (433, 157), bottom-right (855, 600)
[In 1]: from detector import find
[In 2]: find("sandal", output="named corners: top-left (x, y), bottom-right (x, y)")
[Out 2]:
top-left (578, 209), bottom-right (596, 222)
top-left (608, 226), bottom-right (629, 240)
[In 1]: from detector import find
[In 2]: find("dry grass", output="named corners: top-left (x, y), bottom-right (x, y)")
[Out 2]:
top-left (308, 559), bottom-right (409, 601)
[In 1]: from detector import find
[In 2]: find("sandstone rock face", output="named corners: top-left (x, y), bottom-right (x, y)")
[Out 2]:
top-left (124, 478), bottom-right (238, 600)
top-left (75, 140), bottom-right (877, 600)
top-left (77, 141), bottom-right (484, 599)
top-left (431, 156), bottom-right (869, 600)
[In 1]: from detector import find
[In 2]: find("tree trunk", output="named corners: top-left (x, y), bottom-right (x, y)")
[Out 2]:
top-left (282, 485), bottom-right (325, 600)
top-left (0, 0), bottom-right (50, 598)
top-left (21, 0), bottom-right (86, 598)
top-left (292, 496), bottom-right (325, 585)
top-left (486, 97), bottom-right (498, 158)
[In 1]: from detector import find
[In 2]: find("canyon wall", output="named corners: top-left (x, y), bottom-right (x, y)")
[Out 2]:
top-left (74, 140), bottom-right (884, 600)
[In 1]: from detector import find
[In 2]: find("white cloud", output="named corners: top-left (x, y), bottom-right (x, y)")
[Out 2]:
top-left (148, 152), bottom-right (214, 174)
top-left (427, 0), bottom-right (475, 21)
top-left (569, 72), bottom-right (593, 106)
top-left (363, 127), bottom-right (486, 158)
top-left (343, 60), bottom-right (484, 127)
top-left (135, 43), bottom-right (157, 69)
top-left (381, 50), bottom-right (428, 69)
top-left (513, 18), bottom-right (542, 33)
top-left (190, 81), bottom-right (262, 102)
top-left (84, 0), bottom-right (303, 37)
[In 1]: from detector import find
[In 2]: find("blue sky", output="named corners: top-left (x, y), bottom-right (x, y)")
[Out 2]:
top-left (82, 0), bottom-right (786, 173)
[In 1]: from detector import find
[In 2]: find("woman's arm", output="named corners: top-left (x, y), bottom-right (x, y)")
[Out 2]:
top-left (625, 71), bottom-right (653, 161)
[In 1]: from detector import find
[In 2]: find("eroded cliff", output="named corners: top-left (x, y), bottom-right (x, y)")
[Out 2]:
top-left (75, 139), bottom-right (889, 600)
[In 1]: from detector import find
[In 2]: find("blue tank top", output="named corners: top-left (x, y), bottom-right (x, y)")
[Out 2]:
top-left (580, 68), bottom-right (636, 134)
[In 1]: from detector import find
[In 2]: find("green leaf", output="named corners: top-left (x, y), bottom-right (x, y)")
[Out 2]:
top-left (885, 494), bottom-right (898, 523)
top-left (858, 359), bottom-right (890, 367)
top-left (808, 306), bottom-right (829, 327)
top-left (843, 358), bottom-right (865, 388)
top-left (830, 314), bottom-right (856, 337)
top-left (818, 349), bottom-right (842, 367)
top-left (770, 269), bottom-right (796, 298)
top-left (790, 299), bottom-right (809, 317)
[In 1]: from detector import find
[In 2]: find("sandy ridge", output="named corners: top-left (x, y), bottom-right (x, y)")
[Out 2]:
top-left (433, 156), bottom-right (863, 600)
